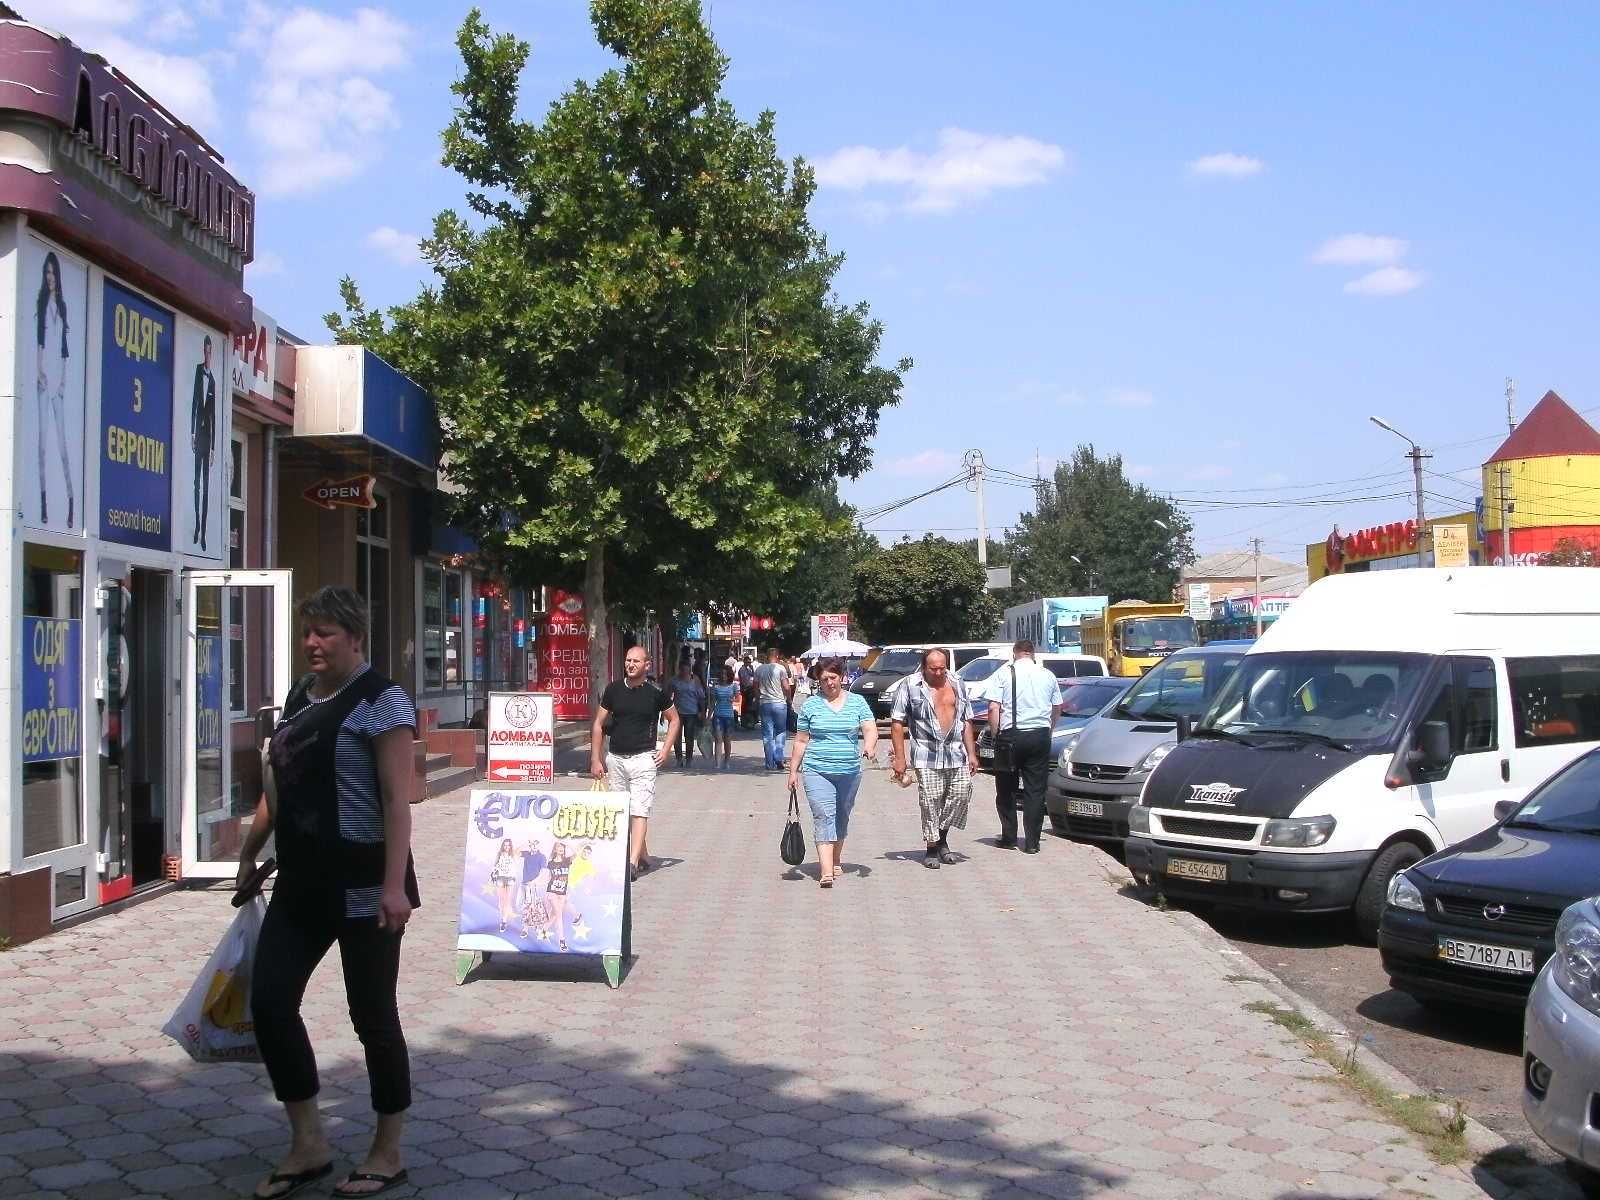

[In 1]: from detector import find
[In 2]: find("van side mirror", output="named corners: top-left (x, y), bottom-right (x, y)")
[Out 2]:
top-left (1175, 715), bottom-right (1192, 742)
top-left (1494, 799), bottom-right (1518, 822)
top-left (1409, 720), bottom-right (1451, 770)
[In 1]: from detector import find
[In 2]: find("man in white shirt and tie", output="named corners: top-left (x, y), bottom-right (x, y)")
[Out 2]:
top-left (986, 640), bottom-right (1062, 853)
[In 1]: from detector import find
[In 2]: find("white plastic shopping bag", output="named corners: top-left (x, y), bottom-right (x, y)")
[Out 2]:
top-left (162, 894), bottom-right (265, 1063)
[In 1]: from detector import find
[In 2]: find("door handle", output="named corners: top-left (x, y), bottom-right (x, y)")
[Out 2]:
top-left (1500, 757), bottom-right (1510, 782)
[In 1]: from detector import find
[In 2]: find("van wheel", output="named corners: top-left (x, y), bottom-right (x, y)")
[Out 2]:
top-left (1353, 842), bottom-right (1424, 945)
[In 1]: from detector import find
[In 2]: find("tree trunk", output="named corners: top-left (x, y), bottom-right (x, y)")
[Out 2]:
top-left (585, 540), bottom-right (609, 711)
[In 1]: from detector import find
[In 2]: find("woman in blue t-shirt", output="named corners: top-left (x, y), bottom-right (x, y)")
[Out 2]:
top-left (708, 667), bottom-right (740, 770)
top-left (787, 657), bottom-right (877, 888)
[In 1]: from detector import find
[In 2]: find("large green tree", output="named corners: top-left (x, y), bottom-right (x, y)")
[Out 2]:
top-left (328, 2), bottom-right (907, 698)
top-left (1008, 446), bottom-right (1194, 602)
top-left (850, 536), bottom-right (1003, 644)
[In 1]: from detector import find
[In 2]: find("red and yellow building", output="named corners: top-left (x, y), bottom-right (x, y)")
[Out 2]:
top-left (1481, 391), bottom-right (1600, 565)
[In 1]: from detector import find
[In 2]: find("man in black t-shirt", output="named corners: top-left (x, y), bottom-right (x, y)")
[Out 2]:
top-left (591, 646), bottom-right (680, 880)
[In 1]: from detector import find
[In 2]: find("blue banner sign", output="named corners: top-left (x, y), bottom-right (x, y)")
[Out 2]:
top-left (196, 633), bottom-right (223, 752)
top-left (22, 616), bottom-right (81, 763)
top-left (100, 281), bottom-right (174, 550)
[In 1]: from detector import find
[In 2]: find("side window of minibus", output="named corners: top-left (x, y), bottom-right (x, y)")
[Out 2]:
top-left (1507, 656), bottom-right (1600, 747)
top-left (1452, 658), bottom-right (1497, 753)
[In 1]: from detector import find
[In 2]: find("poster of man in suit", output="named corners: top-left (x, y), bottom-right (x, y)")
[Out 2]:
top-left (18, 235), bottom-right (86, 534)
top-left (174, 316), bottom-right (226, 560)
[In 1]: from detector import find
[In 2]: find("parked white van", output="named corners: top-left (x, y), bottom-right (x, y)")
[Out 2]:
top-left (1124, 568), bottom-right (1600, 940)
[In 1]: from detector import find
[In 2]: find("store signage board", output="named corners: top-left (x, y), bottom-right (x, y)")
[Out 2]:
top-left (100, 280), bottom-right (175, 551)
top-left (486, 692), bottom-right (554, 784)
top-left (1434, 523), bottom-right (1470, 569)
top-left (542, 590), bottom-right (591, 720)
top-left (454, 787), bottom-right (631, 988)
top-left (231, 307), bottom-right (276, 403)
top-left (303, 474), bottom-right (377, 511)
top-left (22, 617), bottom-right (81, 763)
top-left (810, 614), bottom-right (849, 645)
top-left (1186, 583), bottom-right (1211, 622)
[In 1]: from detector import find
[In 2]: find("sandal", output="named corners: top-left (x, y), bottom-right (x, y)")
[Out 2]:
top-left (819, 874), bottom-right (833, 889)
top-left (940, 849), bottom-right (958, 864)
top-left (333, 1169), bottom-right (409, 1198)
top-left (255, 1162), bottom-right (333, 1200)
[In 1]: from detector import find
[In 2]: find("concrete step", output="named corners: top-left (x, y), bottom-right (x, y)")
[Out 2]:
top-left (423, 751), bottom-right (455, 773)
top-left (426, 763), bottom-right (478, 798)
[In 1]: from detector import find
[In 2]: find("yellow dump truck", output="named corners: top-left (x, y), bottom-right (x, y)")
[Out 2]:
top-left (1078, 600), bottom-right (1199, 676)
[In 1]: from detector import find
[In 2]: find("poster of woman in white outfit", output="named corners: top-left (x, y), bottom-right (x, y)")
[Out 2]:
top-left (21, 236), bottom-right (85, 534)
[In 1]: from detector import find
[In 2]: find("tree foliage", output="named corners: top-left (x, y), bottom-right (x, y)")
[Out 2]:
top-left (1539, 537), bottom-right (1600, 567)
top-left (1007, 446), bottom-right (1194, 602)
top-left (850, 536), bottom-right (1004, 644)
top-left (326, 1), bottom-right (907, 693)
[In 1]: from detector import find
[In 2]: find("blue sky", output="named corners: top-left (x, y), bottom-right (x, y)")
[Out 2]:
top-left (50, 1), bottom-right (1600, 566)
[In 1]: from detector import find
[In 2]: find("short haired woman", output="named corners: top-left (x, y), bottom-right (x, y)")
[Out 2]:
top-left (787, 657), bottom-right (877, 888)
top-left (708, 666), bottom-right (739, 769)
top-left (237, 586), bottom-right (419, 1199)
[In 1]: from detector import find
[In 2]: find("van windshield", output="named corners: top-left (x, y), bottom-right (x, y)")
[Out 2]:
top-left (1200, 652), bottom-right (1432, 749)
top-left (1117, 652), bottom-right (1244, 721)
top-left (871, 650), bottom-right (922, 675)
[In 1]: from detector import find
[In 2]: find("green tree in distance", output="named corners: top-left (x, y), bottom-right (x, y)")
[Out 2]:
top-left (851, 536), bottom-right (1004, 644)
top-left (327, 1), bottom-right (907, 699)
top-left (1008, 446), bottom-right (1194, 602)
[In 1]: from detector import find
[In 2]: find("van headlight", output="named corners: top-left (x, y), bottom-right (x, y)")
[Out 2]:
top-left (1057, 732), bottom-right (1082, 770)
top-left (1128, 805), bottom-right (1151, 836)
top-left (1134, 740), bottom-right (1176, 775)
top-left (1261, 815), bottom-right (1337, 848)
top-left (1552, 906), bottom-right (1600, 1017)
top-left (1385, 869), bottom-right (1424, 912)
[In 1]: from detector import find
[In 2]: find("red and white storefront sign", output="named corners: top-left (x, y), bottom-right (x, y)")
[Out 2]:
top-left (485, 692), bottom-right (555, 783)
top-left (541, 589), bottom-right (591, 720)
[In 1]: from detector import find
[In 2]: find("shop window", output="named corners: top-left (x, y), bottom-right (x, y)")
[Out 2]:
top-left (227, 434), bottom-right (246, 713)
top-left (422, 562), bottom-right (466, 690)
top-left (22, 543), bottom-right (84, 857)
top-left (356, 489), bottom-right (390, 675)
top-left (1508, 656), bottom-right (1600, 748)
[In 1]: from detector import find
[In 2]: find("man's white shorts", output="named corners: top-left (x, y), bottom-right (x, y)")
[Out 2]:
top-left (605, 750), bottom-right (658, 817)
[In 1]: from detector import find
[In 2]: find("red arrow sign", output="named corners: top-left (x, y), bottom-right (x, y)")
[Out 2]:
top-left (489, 763), bottom-right (551, 782)
top-left (303, 474), bottom-right (377, 511)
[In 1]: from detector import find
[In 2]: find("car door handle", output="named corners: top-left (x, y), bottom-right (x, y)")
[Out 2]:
top-left (1501, 757), bottom-right (1510, 782)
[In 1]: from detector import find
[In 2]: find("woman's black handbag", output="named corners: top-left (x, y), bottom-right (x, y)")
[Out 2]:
top-left (989, 664), bottom-right (1019, 774)
top-left (780, 785), bottom-right (806, 866)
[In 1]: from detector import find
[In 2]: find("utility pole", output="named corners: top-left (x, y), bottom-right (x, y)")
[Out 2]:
top-left (1497, 463), bottom-right (1514, 566)
top-left (1505, 377), bottom-right (1518, 435)
top-left (965, 449), bottom-right (987, 566)
top-left (1251, 537), bottom-right (1263, 638)
top-left (1369, 416), bottom-right (1432, 566)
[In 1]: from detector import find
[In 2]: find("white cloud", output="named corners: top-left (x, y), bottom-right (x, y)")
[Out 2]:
top-left (1190, 152), bottom-right (1264, 178)
top-left (365, 226), bottom-right (422, 265)
top-left (885, 449), bottom-right (960, 478)
top-left (96, 35), bottom-right (220, 134)
top-left (1184, 463), bottom-right (1232, 482)
top-left (1311, 233), bottom-right (1407, 267)
top-left (1127, 464), bottom-right (1156, 480)
top-left (1344, 266), bottom-right (1425, 296)
top-left (249, 250), bottom-right (286, 277)
top-left (1108, 388), bottom-right (1155, 409)
top-left (814, 127), bottom-right (1068, 214)
top-left (240, 4), bottom-right (412, 197)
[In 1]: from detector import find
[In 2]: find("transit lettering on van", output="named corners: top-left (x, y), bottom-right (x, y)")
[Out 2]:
top-left (1123, 567), bottom-right (1600, 942)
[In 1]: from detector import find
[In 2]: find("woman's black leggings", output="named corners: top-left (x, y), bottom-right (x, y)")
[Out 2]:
top-left (251, 898), bottom-right (410, 1114)
top-left (677, 714), bottom-right (702, 761)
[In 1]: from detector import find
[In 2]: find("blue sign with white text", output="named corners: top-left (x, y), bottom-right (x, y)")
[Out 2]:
top-left (100, 281), bottom-right (174, 550)
top-left (22, 617), bottom-right (81, 763)
top-left (196, 634), bottom-right (223, 753)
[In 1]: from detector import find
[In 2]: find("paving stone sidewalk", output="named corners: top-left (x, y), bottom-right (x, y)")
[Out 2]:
top-left (0, 735), bottom-right (1540, 1198)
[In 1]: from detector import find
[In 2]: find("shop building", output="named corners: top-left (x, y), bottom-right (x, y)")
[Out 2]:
top-left (0, 21), bottom-right (273, 931)
top-left (1308, 510), bottom-right (1483, 581)
top-left (1480, 390), bottom-right (1600, 565)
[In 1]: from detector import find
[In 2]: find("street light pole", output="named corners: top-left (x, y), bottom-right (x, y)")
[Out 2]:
top-left (965, 449), bottom-right (987, 567)
top-left (1251, 537), bottom-right (1263, 638)
top-left (1369, 416), bottom-right (1433, 566)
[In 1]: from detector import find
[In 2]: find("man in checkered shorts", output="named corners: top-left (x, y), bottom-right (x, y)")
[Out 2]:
top-left (889, 648), bottom-right (979, 869)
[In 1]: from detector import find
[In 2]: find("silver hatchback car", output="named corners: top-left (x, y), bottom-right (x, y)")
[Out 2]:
top-left (1524, 895), bottom-right (1600, 1177)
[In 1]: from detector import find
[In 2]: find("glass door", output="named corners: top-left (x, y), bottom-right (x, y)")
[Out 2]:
top-left (181, 569), bottom-right (291, 877)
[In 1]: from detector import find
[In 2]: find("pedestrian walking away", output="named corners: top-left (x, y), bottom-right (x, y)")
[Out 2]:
top-left (889, 647), bottom-right (978, 868)
top-left (787, 654), bottom-right (813, 736)
top-left (235, 585), bottom-right (419, 1200)
top-left (591, 647), bottom-right (680, 881)
top-left (708, 666), bottom-right (740, 769)
top-left (788, 657), bottom-right (877, 887)
top-left (986, 639), bottom-right (1061, 853)
top-left (670, 660), bottom-right (707, 767)
top-left (756, 646), bottom-right (794, 769)
top-left (738, 653), bottom-right (759, 729)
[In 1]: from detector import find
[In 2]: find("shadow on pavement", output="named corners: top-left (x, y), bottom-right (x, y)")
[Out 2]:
top-left (1353, 989), bottom-right (1522, 1056)
top-left (0, 1033), bottom-right (1128, 1197)
top-left (1198, 907), bottom-right (1356, 951)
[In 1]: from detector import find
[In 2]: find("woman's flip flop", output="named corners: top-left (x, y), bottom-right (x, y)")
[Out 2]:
top-left (333, 1168), bottom-right (409, 1198)
top-left (255, 1162), bottom-right (332, 1199)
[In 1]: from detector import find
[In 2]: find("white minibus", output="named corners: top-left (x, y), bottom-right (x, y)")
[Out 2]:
top-left (1124, 568), bottom-right (1600, 940)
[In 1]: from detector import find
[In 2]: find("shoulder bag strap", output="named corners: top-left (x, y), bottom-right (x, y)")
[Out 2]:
top-left (1009, 663), bottom-right (1018, 730)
